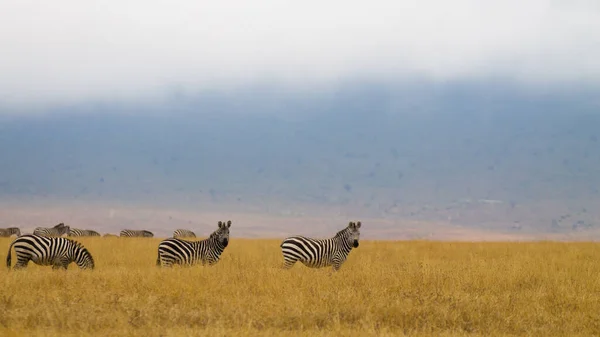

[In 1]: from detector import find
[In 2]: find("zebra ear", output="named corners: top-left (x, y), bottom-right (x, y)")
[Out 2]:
top-left (226, 220), bottom-right (231, 228)
top-left (356, 221), bottom-right (361, 228)
top-left (348, 221), bottom-right (354, 228)
top-left (218, 221), bottom-right (223, 228)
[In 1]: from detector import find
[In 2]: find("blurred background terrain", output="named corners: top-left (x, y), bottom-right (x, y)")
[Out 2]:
top-left (1, 81), bottom-right (599, 239)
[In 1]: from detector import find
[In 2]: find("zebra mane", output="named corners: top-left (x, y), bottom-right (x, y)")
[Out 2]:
top-left (67, 238), bottom-right (84, 248)
top-left (334, 226), bottom-right (352, 238)
top-left (208, 230), bottom-right (220, 239)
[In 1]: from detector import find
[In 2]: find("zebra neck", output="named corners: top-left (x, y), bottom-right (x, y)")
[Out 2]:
top-left (200, 236), bottom-right (226, 253)
top-left (334, 234), bottom-right (353, 253)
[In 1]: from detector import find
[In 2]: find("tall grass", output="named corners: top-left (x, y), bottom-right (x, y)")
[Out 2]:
top-left (1, 237), bottom-right (599, 336)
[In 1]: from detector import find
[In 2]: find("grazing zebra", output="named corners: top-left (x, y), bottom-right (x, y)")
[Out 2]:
top-left (280, 221), bottom-right (362, 271)
top-left (157, 220), bottom-right (231, 267)
top-left (6, 234), bottom-right (95, 270)
top-left (0, 227), bottom-right (21, 237)
top-left (120, 229), bottom-right (154, 238)
top-left (173, 229), bottom-right (196, 238)
top-left (33, 223), bottom-right (70, 237)
top-left (68, 228), bottom-right (101, 237)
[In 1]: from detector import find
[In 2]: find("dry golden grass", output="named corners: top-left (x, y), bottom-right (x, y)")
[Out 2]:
top-left (1, 237), bottom-right (599, 336)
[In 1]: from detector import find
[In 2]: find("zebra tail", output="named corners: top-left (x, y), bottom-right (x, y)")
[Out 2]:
top-left (6, 240), bottom-right (15, 269)
top-left (156, 254), bottom-right (161, 267)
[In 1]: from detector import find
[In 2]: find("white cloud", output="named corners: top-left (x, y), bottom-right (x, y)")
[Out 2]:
top-left (0, 0), bottom-right (599, 105)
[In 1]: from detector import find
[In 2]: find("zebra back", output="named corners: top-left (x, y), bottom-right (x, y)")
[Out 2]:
top-left (120, 229), bottom-right (154, 237)
top-left (69, 228), bottom-right (101, 237)
top-left (0, 227), bottom-right (21, 237)
top-left (33, 223), bottom-right (70, 237)
top-left (7, 234), bottom-right (95, 270)
top-left (173, 229), bottom-right (196, 238)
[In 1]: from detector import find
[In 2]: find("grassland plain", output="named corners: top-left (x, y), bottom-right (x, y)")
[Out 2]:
top-left (1, 237), bottom-right (600, 337)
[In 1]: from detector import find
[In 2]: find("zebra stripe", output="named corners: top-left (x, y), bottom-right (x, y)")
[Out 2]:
top-left (120, 229), bottom-right (154, 237)
top-left (280, 221), bottom-right (362, 271)
top-left (0, 227), bottom-right (21, 237)
top-left (157, 220), bottom-right (231, 267)
top-left (68, 228), bottom-right (101, 237)
top-left (6, 234), bottom-right (95, 270)
top-left (33, 223), bottom-right (70, 237)
top-left (173, 229), bottom-right (196, 238)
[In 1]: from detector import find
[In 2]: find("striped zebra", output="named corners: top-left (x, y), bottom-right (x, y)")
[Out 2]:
top-left (173, 229), bottom-right (196, 238)
top-left (280, 221), bottom-right (362, 271)
top-left (33, 223), bottom-right (70, 237)
top-left (120, 229), bottom-right (154, 237)
top-left (157, 220), bottom-right (231, 267)
top-left (68, 228), bottom-right (101, 237)
top-left (6, 234), bottom-right (95, 270)
top-left (0, 227), bottom-right (21, 237)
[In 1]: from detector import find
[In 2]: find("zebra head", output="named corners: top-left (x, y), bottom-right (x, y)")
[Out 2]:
top-left (72, 242), bottom-right (95, 270)
top-left (212, 220), bottom-right (231, 248)
top-left (347, 221), bottom-right (361, 248)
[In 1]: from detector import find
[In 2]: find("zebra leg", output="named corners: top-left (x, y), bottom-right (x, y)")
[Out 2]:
top-left (160, 258), bottom-right (173, 268)
top-left (282, 257), bottom-right (297, 269)
top-left (52, 257), bottom-right (70, 270)
top-left (13, 256), bottom-right (30, 270)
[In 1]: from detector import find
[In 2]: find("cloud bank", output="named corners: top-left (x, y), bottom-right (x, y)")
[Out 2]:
top-left (1, 0), bottom-right (599, 105)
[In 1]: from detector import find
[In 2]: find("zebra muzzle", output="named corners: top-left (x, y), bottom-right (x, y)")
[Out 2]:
top-left (353, 240), bottom-right (359, 248)
top-left (222, 238), bottom-right (229, 247)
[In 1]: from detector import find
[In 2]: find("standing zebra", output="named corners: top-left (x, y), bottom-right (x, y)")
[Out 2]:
top-left (33, 223), bottom-right (70, 237)
top-left (0, 227), bottom-right (21, 237)
top-left (280, 221), bottom-right (362, 271)
top-left (157, 220), bottom-right (231, 267)
top-left (120, 229), bottom-right (154, 237)
top-left (6, 234), bottom-right (95, 270)
top-left (173, 229), bottom-right (196, 238)
top-left (68, 228), bottom-right (101, 237)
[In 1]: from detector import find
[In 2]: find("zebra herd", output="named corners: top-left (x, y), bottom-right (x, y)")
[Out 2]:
top-left (2, 220), bottom-right (363, 271)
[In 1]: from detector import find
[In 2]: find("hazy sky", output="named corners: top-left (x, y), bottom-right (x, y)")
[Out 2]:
top-left (1, 0), bottom-right (599, 107)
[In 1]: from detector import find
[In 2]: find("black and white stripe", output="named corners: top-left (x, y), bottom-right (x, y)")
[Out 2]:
top-left (0, 227), bottom-right (21, 237)
top-left (68, 228), bottom-right (101, 237)
top-left (33, 223), bottom-right (70, 237)
top-left (280, 221), bottom-right (362, 271)
top-left (119, 229), bottom-right (154, 237)
top-left (173, 229), bottom-right (196, 238)
top-left (6, 234), bottom-right (95, 270)
top-left (157, 221), bottom-right (231, 267)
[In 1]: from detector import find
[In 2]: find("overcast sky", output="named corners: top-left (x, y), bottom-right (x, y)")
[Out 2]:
top-left (1, 0), bottom-right (599, 107)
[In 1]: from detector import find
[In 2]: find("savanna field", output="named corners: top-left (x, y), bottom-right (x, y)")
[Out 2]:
top-left (1, 237), bottom-right (600, 336)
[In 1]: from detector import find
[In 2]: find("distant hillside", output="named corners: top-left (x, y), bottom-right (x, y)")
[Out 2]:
top-left (1, 81), bottom-right (599, 235)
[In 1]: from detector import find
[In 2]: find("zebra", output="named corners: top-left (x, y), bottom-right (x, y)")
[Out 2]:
top-left (173, 229), bottom-right (196, 238)
top-left (68, 228), bottom-right (101, 237)
top-left (33, 223), bottom-right (70, 237)
top-left (120, 229), bottom-right (154, 237)
top-left (157, 220), bottom-right (231, 267)
top-left (0, 227), bottom-right (21, 237)
top-left (103, 233), bottom-right (118, 238)
top-left (6, 234), bottom-right (95, 270)
top-left (280, 221), bottom-right (362, 271)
